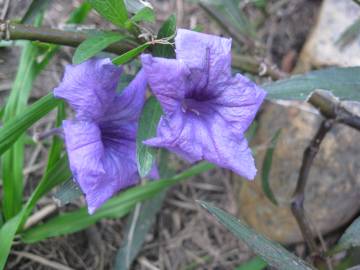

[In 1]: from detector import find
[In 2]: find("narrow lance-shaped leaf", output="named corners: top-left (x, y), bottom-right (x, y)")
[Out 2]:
top-left (21, 162), bottom-right (215, 243)
top-left (88, 0), bottom-right (129, 28)
top-left (198, 201), bottom-right (314, 270)
top-left (263, 67), bottom-right (360, 101)
top-left (112, 43), bottom-right (149, 65)
top-left (73, 32), bottom-right (126, 64)
top-left (136, 96), bottom-right (163, 177)
top-left (261, 129), bottom-right (281, 206)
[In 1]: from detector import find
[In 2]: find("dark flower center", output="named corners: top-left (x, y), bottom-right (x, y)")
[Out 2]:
top-left (181, 97), bottom-right (214, 116)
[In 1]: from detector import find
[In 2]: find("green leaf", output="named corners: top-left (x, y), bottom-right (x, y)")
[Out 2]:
top-left (124, 0), bottom-right (153, 13)
top-left (21, 0), bottom-right (51, 24)
top-left (261, 129), bottom-right (281, 206)
top-left (0, 156), bottom-right (71, 270)
top-left (336, 17), bottom-right (360, 48)
top-left (112, 43), bottom-right (149, 65)
top-left (235, 256), bottom-right (267, 270)
top-left (263, 67), bottom-right (360, 101)
top-left (115, 193), bottom-right (167, 269)
top-left (136, 97), bottom-right (163, 178)
top-left (73, 32), bottom-right (126, 64)
top-left (332, 216), bottom-right (360, 254)
top-left (21, 162), bottom-right (214, 243)
top-left (198, 201), bottom-right (314, 270)
top-left (115, 150), bottom-right (173, 270)
top-left (88, 0), bottom-right (129, 27)
top-left (0, 93), bottom-right (59, 156)
top-left (130, 7), bottom-right (155, 23)
top-left (153, 14), bottom-right (176, 58)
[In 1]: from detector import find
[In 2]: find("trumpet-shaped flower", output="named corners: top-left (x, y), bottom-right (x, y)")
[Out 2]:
top-left (141, 29), bottom-right (266, 180)
top-left (54, 58), bottom-right (147, 214)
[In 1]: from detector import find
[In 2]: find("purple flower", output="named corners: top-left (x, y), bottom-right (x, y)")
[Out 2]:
top-left (141, 29), bottom-right (266, 180)
top-left (54, 58), bottom-right (148, 214)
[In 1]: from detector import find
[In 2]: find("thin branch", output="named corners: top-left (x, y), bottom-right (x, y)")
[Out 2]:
top-left (308, 89), bottom-right (360, 131)
top-left (0, 20), bottom-right (285, 79)
top-left (291, 119), bottom-right (334, 255)
top-left (0, 20), bottom-right (134, 54)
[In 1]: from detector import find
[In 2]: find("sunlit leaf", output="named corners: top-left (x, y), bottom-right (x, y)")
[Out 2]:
top-left (264, 67), bottom-right (360, 101)
top-left (136, 97), bottom-right (163, 177)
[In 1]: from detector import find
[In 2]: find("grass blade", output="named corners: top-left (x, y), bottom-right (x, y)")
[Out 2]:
top-left (198, 201), bottom-right (314, 270)
top-left (0, 93), bottom-right (60, 155)
top-left (0, 156), bottom-right (71, 270)
top-left (1, 15), bottom-right (43, 220)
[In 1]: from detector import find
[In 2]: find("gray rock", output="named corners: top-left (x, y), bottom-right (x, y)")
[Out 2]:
top-left (237, 101), bottom-right (360, 244)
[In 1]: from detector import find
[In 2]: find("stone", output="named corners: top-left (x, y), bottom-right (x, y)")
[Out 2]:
top-left (296, 0), bottom-right (360, 72)
top-left (237, 101), bottom-right (360, 244)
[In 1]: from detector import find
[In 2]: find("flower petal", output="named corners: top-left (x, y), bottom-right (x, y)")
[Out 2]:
top-left (101, 68), bottom-right (148, 124)
top-left (54, 58), bottom-right (122, 121)
top-left (141, 54), bottom-right (190, 115)
top-left (63, 120), bottom-right (139, 214)
top-left (211, 73), bottom-right (267, 134)
top-left (175, 28), bottom-right (232, 93)
top-left (144, 110), bottom-right (256, 179)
